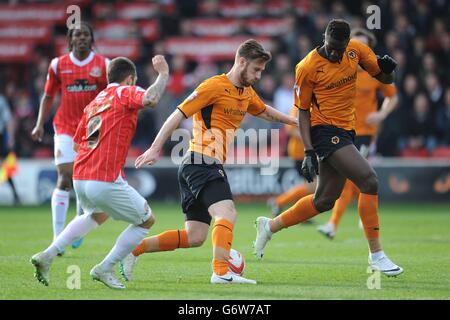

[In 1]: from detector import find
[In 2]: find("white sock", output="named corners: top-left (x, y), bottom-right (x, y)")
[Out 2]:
top-left (76, 198), bottom-right (84, 217)
top-left (370, 250), bottom-right (385, 261)
top-left (99, 225), bottom-right (149, 271)
top-left (51, 189), bottom-right (70, 240)
top-left (44, 214), bottom-right (98, 258)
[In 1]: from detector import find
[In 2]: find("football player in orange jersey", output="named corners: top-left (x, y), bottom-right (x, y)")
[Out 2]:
top-left (254, 19), bottom-right (403, 277)
top-left (317, 28), bottom-right (398, 239)
top-left (124, 39), bottom-right (298, 285)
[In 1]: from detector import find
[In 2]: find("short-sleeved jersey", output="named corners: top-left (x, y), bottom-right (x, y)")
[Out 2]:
top-left (44, 51), bottom-right (109, 136)
top-left (286, 106), bottom-right (305, 161)
top-left (73, 83), bottom-right (145, 182)
top-left (354, 69), bottom-right (397, 136)
top-left (177, 74), bottom-right (266, 162)
top-left (294, 39), bottom-right (381, 131)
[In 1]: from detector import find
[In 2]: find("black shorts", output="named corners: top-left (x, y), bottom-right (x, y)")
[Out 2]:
top-left (178, 152), bottom-right (233, 225)
top-left (311, 125), bottom-right (355, 161)
top-left (354, 135), bottom-right (373, 158)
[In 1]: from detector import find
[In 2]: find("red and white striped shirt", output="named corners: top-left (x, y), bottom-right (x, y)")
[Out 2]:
top-left (73, 83), bottom-right (146, 182)
top-left (44, 51), bottom-right (109, 136)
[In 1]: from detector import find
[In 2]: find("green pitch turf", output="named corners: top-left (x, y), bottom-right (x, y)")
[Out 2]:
top-left (0, 202), bottom-right (449, 300)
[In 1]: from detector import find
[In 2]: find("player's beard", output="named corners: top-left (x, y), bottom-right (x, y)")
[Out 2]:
top-left (239, 64), bottom-right (255, 87)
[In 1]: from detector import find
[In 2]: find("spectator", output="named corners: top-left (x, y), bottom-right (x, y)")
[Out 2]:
top-left (435, 88), bottom-right (450, 146)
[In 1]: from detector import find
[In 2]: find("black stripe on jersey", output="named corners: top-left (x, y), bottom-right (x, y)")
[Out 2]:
top-left (201, 104), bottom-right (214, 129)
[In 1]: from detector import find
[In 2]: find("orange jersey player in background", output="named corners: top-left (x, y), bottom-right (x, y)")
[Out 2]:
top-left (254, 19), bottom-right (403, 277)
top-left (127, 39), bottom-right (298, 285)
top-left (317, 28), bottom-right (398, 240)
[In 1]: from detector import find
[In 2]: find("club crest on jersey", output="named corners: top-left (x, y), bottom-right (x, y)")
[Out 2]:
top-left (331, 136), bottom-right (340, 144)
top-left (348, 50), bottom-right (356, 59)
top-left (90, 66), bottom-right (102, 77)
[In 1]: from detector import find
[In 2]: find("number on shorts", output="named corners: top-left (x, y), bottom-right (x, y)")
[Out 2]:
top-left (87, 115), bottom-right (102, 149)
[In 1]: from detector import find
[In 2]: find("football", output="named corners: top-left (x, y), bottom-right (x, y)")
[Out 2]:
top-left (228, 248), bottom-right (245, 276)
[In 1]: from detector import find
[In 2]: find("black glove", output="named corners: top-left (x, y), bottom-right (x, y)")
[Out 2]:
top-left (301, 149), bottom-right (319, 183)
top-left (377, 54), bottom-right (397, 74)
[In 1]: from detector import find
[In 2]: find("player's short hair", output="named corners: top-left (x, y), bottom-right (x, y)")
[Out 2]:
top-left (325, 19), bottom-right (351, 41)
top-left (351, 28), bottom-right (377, 48)
top-left (237, 39), bottom-right (272, 63)
top-left (107, 57), bottom-right (137, 84)
top-left (67, 21), bottom-right (94, 51)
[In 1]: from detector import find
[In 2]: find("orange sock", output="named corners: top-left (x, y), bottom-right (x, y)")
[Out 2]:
top-left (132, 230), bottom-right (189, 257)
top-left (212, 218), bottom-right (234, 276)
top-left (358, 193), bottom-right (380, 239)
top-left (276, 194), bottom-right (319, 227)
top-left (330, 181), bottom-right (356, 228)
top-left (276, 184), bottom-right (311, 208)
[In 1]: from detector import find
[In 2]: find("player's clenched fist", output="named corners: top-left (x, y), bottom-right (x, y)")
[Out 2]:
top-left (135, 147), bottom-right (160, 168)
top-left (152, 55), bottom-right (169, 75)
top-left (31, 125), bottom-right (44, 142)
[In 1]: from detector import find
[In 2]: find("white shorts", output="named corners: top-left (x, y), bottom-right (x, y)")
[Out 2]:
top-left (73, 174), bottom-right (152, 225)
top-left (54, 134), bottom-right (77, 165)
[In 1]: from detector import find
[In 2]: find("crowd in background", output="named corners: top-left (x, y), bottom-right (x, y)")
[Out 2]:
top-left (0, 0), bottom-right (449, 159)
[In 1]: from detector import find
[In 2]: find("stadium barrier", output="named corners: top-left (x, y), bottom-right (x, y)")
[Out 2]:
top-left (0, 158), bottom-right (449, 205)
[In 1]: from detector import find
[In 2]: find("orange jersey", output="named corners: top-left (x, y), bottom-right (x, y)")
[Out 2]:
top-left (354, 69), bottom-right (396, 136)
top-left (178, 74), bottom-right (266, 162)
top-left (294, 39), bottom-right (381, 131)
top-left (286, 106), bottom-right (304, 160)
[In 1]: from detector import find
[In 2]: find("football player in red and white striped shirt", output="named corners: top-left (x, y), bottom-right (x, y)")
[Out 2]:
top-left (31, 22), bottom-right (109, 252)
top-left (31, 55), bottom-right (169, 289)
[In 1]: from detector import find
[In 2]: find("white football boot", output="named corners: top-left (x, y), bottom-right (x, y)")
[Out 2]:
top-left (119, 253), bottom-right (137, 282)
top-left (317, 223), bottom-right (336, 240)
top-left (368, 254), bottom-right (404, 277)
top-left (30, 251), bottom-right (54, 286)
top-left (253, 217), bottom-right (272, 259)
top-left (90, 264), bottom-right (125, 289)
top-left (211, 271), bottom-right (257, 284)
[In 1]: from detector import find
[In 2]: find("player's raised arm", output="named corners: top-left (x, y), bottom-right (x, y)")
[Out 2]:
top-left (356, 40), bottom-right (397, 84)
top-left (142, 55), bottom-right (169, 108)
top-left (135, 109), bottom-right (185, 168)
top-left (256, 104), bottom-right (298, 126)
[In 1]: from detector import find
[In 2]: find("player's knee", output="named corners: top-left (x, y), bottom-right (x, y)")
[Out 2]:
top-left (187, 231), bottom-right (207, 248)
top-left (358, 171), bottom-right (378, 194)
top-left (57, 172), bottom-right (73, 190)
top-left (141, 215), bottom-right (155, 229)
top-left (313, 197), bottom-right (336, 212)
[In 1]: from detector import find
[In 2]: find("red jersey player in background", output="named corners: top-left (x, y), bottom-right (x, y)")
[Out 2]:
top-left (31, 22), bottom-right (109, 253)
top-left (31, 55), bottom-right (169, 289)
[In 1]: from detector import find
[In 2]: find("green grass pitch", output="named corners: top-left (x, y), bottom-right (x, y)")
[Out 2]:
top-left (1, 202), bottom-right (449, 300)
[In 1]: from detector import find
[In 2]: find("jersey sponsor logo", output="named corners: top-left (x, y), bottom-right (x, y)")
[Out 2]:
top-left (325, 72), bottom-right (357, 90)
top-left (89, 66), bottom-right (102, 77)
top-left (60, 69), bottom-right (73, 74)
top-left (223, 107), bottom-right (246, 116)
top-left (348, 50), bottom-right (357, 59)
top-left (66, 79), bottom-right (98, 93)
top-left (331, 136), bottom-right (340, 144)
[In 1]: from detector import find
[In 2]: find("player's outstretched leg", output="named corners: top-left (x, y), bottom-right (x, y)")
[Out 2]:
top-left (254, 194), bottom-right (319, 259)
top-left (30, 213), bottom-right (101, 286)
